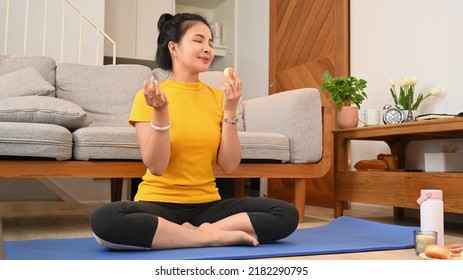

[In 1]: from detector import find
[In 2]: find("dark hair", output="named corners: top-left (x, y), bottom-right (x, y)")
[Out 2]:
top-left (156, 13), bottom-right (211, 70)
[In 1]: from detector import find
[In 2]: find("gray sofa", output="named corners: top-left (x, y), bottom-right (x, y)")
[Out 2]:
top-left (0, 55), bottom-right (150, 161)
top-left (0, 55), bottom-right (323, 164)
top-left (0, 54), bottom-right (332, 224)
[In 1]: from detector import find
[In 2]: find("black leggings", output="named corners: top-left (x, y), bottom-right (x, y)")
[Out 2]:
top-left (90, 197), bottom-right (299, 250)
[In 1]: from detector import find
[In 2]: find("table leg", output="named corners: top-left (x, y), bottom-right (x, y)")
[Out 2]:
top-left (384, 138), bottom-right (409, 169)
top-left (335, 200), bottom-right (345, 217)
top-left (334, 134), bottom-right (349, 217)
top-left (393, 207), bottom-right (404, 217)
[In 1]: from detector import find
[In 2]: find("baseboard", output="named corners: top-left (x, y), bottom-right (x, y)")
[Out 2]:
top-left (0, 201), bottom-right (106, 216)
top-left (349, 202), bottom-right (463, 224)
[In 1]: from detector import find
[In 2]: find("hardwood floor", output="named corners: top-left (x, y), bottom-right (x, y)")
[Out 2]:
top-left (1, 203), bottom-right (462, 260)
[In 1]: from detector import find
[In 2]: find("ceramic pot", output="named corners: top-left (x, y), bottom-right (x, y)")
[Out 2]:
top-left (337, 106), bottom-right (359, 129)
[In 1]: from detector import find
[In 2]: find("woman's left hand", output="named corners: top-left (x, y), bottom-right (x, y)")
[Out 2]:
top-left (221, 69), bottom-right (242, 113)
top-left (144, 76), bottom-right (169, 110)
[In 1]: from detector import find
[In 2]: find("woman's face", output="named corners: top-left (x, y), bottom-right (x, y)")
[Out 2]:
top-left (172, 22), bottom-right (214, 73)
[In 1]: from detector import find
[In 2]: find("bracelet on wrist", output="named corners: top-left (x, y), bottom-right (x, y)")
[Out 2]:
top-left (150, 121), bottom-right (171, 131)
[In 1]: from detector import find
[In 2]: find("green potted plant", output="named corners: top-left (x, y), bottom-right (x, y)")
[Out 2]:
top-left (321, 70), bottom-right (368, 128)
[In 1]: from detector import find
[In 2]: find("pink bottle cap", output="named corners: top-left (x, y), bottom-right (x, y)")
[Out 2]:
top-left (417, 189), bottom-right (443, 205)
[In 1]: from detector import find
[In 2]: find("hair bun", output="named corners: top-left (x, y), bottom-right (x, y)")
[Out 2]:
top-left (158, 13), bottom-right (174, 32)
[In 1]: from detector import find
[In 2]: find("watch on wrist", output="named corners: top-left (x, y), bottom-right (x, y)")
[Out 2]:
top-left (223, 116), bottom-right (239, 125)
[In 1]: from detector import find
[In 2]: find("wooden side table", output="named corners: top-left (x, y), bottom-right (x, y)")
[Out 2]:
top-left (333, 118), bottom-right (463, 217)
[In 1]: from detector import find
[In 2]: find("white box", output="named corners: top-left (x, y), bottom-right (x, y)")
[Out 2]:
top-left (424, 153), bottom-right (463, 172)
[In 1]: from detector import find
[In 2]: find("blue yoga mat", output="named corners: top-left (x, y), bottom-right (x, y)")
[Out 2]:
top-left (4, 216), bottom-right (418, 260)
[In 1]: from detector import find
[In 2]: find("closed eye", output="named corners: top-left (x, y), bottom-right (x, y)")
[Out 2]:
top-left (193, 34), bottom-right (213, 45)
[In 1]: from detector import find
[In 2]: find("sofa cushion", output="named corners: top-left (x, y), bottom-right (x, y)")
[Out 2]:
top-left (0, 55), bottom-right (56, 88)
top-left (0, 67), bottom-right (55, 99)
top-left (0, 122), bottom-right (72, 160)
top-left (72, 127), bottom-right (141, 160)
top-left (242, 88), bottom-right (322, 163)
top-left (72, 128), bottom-right (289, 162)
top-left (238, 131), bottom-right (290, 163)
top-left (0, 96), bottom-right (93, 131)
top-left (56, 63), bottom-right (152, 127)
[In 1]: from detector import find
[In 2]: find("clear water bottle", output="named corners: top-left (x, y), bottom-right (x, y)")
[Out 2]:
top-left (416, 189), bottom-right (444, 246)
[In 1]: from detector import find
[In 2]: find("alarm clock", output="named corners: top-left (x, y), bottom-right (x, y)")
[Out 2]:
top-left (383, 105), bottom-right (404, 124)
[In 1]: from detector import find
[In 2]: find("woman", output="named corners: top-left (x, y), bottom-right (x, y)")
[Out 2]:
top-left (90, 13), bottom-right (299, 250)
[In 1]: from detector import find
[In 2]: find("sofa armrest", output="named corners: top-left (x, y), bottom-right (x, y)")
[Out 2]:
top-left (241, 88), bottom-right (322, 163)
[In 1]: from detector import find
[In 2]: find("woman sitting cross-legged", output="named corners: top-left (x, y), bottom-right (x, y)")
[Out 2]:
top-left (90, 12), bottom-right (299, 250)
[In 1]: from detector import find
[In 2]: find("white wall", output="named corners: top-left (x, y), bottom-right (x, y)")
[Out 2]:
top-left (0, 0), bottom-right (105, 65)
top-left (235, 0), bottom-right (269, 100)
top-left (210, 0), bottom-right (235, 72)
top-left (350, 0), bottom-right (463, 170)
top-left (175, 0), bottom-right (269, 100)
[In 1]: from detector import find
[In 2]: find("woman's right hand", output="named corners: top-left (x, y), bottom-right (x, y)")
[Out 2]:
top-left (144, 76), bottom-right (169, 110)
top-left (138, 76), bottom-right (171, 175)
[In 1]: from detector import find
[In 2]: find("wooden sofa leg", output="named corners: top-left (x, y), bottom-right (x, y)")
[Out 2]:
top-left (111, 178), bottom-right (123, 202)
top-left (233, 178), bottom-right (245, 197)
top-left (294, 178), bottom-right (306, 223)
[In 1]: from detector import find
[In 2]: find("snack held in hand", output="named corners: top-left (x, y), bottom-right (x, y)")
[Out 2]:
top-left (224, 67), bottom-right (234, 77)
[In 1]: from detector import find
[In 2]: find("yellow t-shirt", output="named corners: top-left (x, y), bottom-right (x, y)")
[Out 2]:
top-left (129, 79), bottom-right (224, 204)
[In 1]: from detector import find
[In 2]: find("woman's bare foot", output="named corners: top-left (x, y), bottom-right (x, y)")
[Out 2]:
top-left (151, 218), bottom-right (259, 250)
top-left (198, 223), bottom-right (259, 247)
